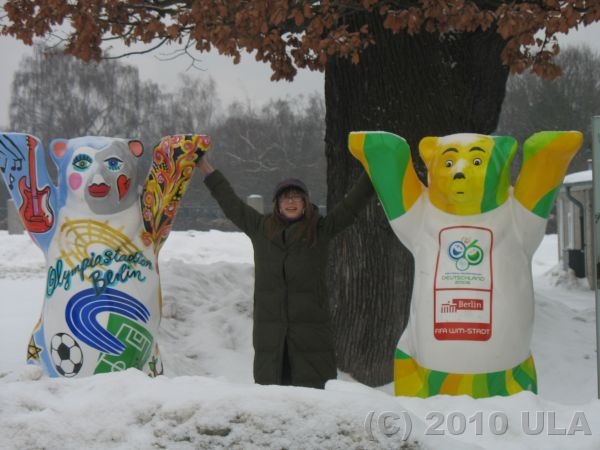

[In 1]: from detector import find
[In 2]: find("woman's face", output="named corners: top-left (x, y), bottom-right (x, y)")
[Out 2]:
top-left (278, 189), bottom-right (305, 220)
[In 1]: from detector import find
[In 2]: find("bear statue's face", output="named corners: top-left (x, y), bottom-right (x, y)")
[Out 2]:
top-left (52, 137), bottom-right (147, 215)
top-left (419, 133), bottom-right (516, 216)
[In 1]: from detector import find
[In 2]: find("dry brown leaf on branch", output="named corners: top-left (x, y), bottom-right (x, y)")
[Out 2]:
top-left (293, 9), bottom-right (305, 27)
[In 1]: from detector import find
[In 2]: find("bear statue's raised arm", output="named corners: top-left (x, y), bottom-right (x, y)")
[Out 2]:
top-left (348, 131), bottom-right (422, 221)
top-left (141, 134), bottom-right (211, 254)
top-left (514, 131), bottom-right (583, 218)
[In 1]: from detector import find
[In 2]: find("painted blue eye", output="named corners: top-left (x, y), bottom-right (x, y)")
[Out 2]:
top-left (72, 154), bottom-right (93, 171)
top-left (104, 157), bottom-right (123, 172)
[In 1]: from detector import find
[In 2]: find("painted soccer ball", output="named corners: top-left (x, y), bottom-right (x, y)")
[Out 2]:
top-left (50, 332), bottom-right (84, 377)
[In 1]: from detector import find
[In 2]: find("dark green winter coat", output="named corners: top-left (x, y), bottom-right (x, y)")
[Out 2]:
top-left (205, 170), bottom-right (373, 388)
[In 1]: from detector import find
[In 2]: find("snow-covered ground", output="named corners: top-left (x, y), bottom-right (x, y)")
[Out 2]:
top-left (0, 230), bottom-right (598, 449)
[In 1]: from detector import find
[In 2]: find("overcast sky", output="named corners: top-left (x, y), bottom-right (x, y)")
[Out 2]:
top-left (1, 22), bottom-right (599, 128)
top-left (0, 36), bottom-right (324, 127)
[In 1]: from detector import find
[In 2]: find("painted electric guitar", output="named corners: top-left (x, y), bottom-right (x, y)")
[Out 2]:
top-left (17, 136), bottom-right (54, 232)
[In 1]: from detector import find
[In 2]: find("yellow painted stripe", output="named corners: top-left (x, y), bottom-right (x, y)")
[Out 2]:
top-left (394, 357), bottom-right (424, 397)
top-left (402, 163), bottom-right (422, 211)
top-left (440, 373), bottom-right (462, 394)
top-left (505, 369), bottom-right (523, 395)
top-left (348, 133), bottom-right (370, 177)
top-left (514, 132), bottom-right (582, 210)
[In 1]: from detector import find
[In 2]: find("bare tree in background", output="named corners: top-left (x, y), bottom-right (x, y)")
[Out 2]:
top-left (10, 45), bottom-right (144, 143)
top-left (205, 94), bottom-right (326, 208)
top-left (9, 46), bottom-right (222, 147)
top-left (497, 45), bottom-right (600, 175)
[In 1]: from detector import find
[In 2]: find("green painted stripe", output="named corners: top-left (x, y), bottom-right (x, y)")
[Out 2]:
top-left (363, 133), bottom-right (411, 220)
top-left (481, 151), bottom-right (506, 212)
top-left (486, 370), bottom-right (509, 396)
top-left (472, 374), bottom-right (490, 398)
top-left (427, 369), bottom-right (448, 395)
top-left (532, 187), bottom-right (559, 218)
top-left (395, 348), bottom-right (411, 359)
top-left (520, 357), bottom-right (536, 380)
top-left (481, 136), bottom-right (516, 212)
top-left (513, 363), bottom-right (538, 394)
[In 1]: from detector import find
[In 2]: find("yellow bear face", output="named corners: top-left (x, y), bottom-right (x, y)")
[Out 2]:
top-left (419, 133), bottom-right (517, 215)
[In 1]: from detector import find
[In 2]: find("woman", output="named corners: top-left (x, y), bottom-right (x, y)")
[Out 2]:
top-left (197, 156), bottom-right (373, 389)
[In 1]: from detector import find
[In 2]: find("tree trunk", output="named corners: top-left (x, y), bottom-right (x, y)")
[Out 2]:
top-left (325, 13), bottom-right (509, 386)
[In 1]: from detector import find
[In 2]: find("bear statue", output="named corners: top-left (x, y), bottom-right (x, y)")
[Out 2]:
top-left (0, 133), bottom-right (210, 378)
top-left (348, 130), bottom-right (582, 398)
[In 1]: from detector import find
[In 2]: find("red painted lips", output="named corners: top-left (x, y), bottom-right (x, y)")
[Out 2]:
top-left (88, 183), bottom-right (110, 198)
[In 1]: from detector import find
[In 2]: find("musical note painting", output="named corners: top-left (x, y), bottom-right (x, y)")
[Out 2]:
top-left (0, 133), bottom-right (211, 378)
